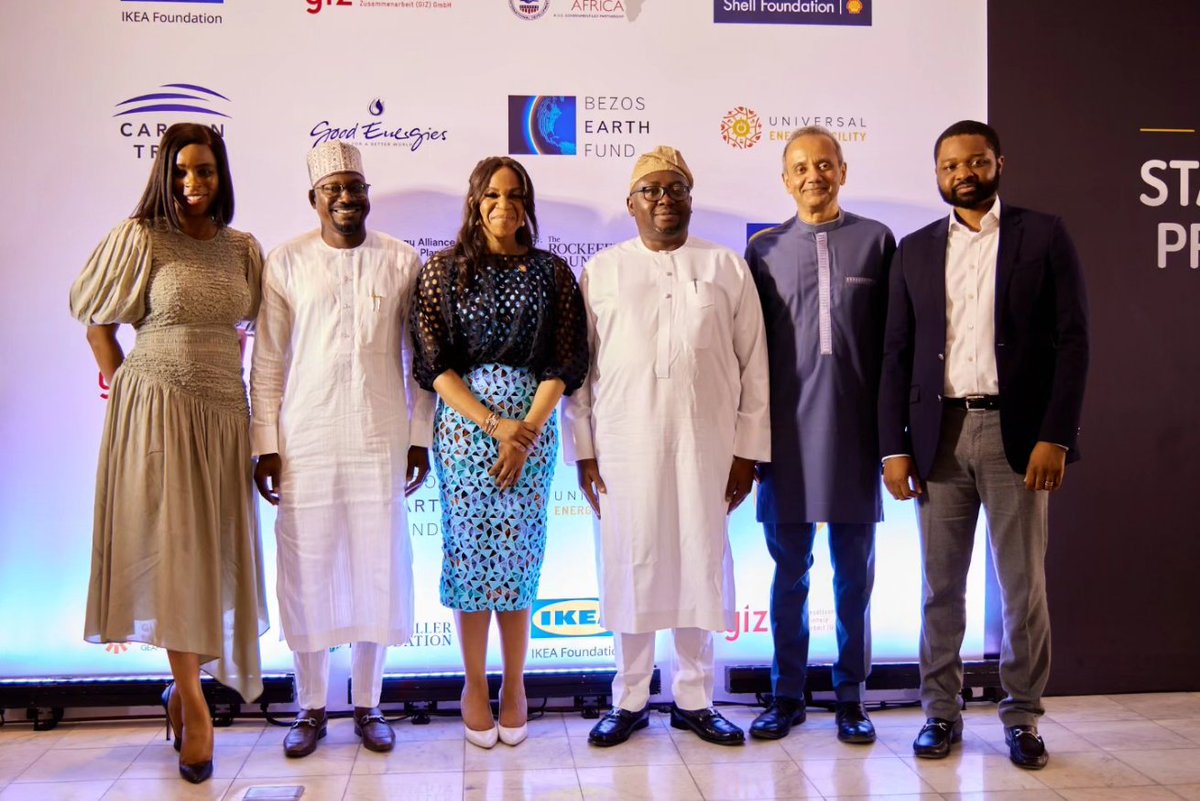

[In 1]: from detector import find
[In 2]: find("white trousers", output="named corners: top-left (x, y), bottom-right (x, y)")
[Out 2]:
top-left (612, 628), bottom-right (714, 712)
top-left (293, 642), bottom-right (387, 710)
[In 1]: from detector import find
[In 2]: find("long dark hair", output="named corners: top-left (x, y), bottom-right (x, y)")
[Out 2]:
top-left (448, 156), bottom-right (539, 286)
top-left (131, 123), bottom-right (235, 230)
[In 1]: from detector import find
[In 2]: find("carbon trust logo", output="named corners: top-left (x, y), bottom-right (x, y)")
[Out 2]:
top-left (510, 0), bottom-right (549, 19)
top-left (114, 82), bottom-right (230, 159)
top-left (721, 106), bottom-right (763, 149)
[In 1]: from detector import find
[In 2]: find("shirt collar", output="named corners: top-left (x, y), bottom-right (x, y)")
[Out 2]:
top-left (948, 196), bottom-right (1002, 234)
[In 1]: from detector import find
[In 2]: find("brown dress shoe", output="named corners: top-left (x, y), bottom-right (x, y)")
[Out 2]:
top-left (283, 709), bottom-right (327, 758)
top-left (354, 706), bottom-right (395, 752)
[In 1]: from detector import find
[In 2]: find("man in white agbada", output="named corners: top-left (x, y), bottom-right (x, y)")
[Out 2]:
top-left (249, 141), bottom-right (434, 757)
top-left (564, 146), bottom-right (771, 747)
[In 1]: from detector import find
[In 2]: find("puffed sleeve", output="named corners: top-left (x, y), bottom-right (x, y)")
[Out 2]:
top-left (538, 255), bottom-right (589, 394)
top-left (242, 232), bottom-right (266, 322)
top-left (69, 219), bottom-right (153, 325)
top-left (411, 252), bottom-right (460, 391)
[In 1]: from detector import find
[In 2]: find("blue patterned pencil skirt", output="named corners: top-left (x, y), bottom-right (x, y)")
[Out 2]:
top-left (433, 363), bottom-right (558, 612)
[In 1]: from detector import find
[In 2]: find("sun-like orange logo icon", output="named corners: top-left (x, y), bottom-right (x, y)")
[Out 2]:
top-left (105, 642), bottom-right (129, 654)
top-left (847, 0), bottom-right (863, 13)
top-left (721, 106), bottom-right (763, 150)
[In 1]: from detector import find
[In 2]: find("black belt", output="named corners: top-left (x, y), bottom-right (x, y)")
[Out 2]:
top-left (944, 395), bottom-right (1000, 411)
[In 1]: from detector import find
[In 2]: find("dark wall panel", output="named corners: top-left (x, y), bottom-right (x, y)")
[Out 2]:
top-left (988, 0), bottom-right (1200, 693)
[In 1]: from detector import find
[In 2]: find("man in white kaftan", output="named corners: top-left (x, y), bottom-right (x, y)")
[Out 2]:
top-left (564, 147), bottom-right (770, 747)
top-left (250, 142), bottom-right (434, 757)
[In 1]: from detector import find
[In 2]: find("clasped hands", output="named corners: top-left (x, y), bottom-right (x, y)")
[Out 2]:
top-left (487, 417), bottom-right (541, 490)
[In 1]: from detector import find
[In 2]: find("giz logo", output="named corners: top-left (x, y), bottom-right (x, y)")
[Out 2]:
top-left (307, 0), bottom-right (352, 13)
top-left (724, 606), bottom-right (769, 642)
top-left (531, 599), bottom-right (607, 638)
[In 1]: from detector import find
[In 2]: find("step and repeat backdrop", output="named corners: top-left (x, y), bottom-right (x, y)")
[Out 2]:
top-left (0, 0), bottom-right (988, 703)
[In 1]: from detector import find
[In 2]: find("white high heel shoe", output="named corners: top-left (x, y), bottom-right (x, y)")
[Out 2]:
top-left (498, 722), bottom-right (528, 746)
top-left (464, 722), bottom-right (499, 749)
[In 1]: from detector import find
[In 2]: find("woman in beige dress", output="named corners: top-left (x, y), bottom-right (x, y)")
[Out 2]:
top-left (70, 123), bottom-right (268, 784)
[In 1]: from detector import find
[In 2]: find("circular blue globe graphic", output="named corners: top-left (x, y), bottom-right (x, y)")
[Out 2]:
top-left (529, 96), bottom-right (576, 156)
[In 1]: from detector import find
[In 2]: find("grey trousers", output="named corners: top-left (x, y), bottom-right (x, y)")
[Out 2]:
top-left (916, 408), bottom-right (1050, 727)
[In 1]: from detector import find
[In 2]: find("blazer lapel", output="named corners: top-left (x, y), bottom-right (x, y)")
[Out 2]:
top-left (996, 204), bottom-right (1024, 310)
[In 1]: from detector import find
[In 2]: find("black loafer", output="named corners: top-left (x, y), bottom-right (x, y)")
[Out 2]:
top-left (669, 705), bottom-right (745, 746)
top-left (588, 707), bottom-right (649, 747)
top-left (749, 696), bottom-right (806, 740)
top-left (912, 717), bottom-right (963, 758)
top-left (1005, 724), bottom-right (1048, 769)
top-left (283, 708), bottom-right (328, 758)
top-left (835, 701), bottom-right (876, 744)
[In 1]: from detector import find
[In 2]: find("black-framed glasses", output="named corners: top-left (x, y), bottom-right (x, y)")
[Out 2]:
top-left (630, 183), bottom-right (691, 202)
top-left (317, 181), bottom-right (371, 198)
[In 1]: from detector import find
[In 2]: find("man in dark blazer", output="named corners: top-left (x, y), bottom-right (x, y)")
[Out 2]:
top-left (878, 120), bottom-right (1088, 770)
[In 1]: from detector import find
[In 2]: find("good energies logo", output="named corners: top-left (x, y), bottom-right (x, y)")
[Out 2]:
top-left (721, 106), bottom-right (763, 149)
top-left (309, 97), bottom-right (449, 151)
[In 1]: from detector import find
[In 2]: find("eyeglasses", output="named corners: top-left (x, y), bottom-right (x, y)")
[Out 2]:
top-left (630, 183), bottom-right (692, 202)
top-left (317, 181), bottom-right (371, 198)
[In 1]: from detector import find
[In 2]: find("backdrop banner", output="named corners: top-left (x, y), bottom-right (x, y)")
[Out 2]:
top-left (0, 0), bottom-right (988, 707)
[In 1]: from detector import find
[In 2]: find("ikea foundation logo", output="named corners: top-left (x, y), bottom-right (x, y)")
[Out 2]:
top-left (509, 95), bottom-right (577, 156)
top-left (531, 598), bottom-right (610, 638)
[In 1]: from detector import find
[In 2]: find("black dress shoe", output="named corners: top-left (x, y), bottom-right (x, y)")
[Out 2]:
top-left (354, 706), bottom-right (395, 753)
top-left (669, 705), bottom-right (745, 746)
top-left (912, 717), bottom-right (963, 758)
top-left (588, 707), bottom-right (648, 747)
top-left (835, 701), bottom-right (876, 744)
top-left (284, 708), bottom-right (328, 758)
top-left (749, 696), bottom-right (806, 740)
top-left (1005, 724), bottom-right (1048, 769)
top-left (178, 757), bottom-right (213, 784)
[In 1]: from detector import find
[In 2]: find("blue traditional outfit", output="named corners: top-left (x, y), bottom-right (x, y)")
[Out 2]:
top-left (745, 211), bottom-right (895, 702)
top-left (412, 250), bottom-right (588, 611)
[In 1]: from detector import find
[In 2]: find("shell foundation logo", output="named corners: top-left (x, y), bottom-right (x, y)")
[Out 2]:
top-left (847, 0), bottom-right (863, 13)
top-left (721, 106), bottom-right (763, 150)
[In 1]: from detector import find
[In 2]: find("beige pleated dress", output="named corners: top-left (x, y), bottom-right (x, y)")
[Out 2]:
top-left (70, 218), bottom-right (269, 702)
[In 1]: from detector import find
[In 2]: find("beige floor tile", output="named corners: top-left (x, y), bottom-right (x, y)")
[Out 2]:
top-left (389, 716), bottom-right (470, 742)
top-left (119, 744), bottom-right (252, 780)
top-left (971, 722), bottom-right (1099, 755)
top-left (464, 735), bottom-right (573, 773)
top-left (526, 713), bottom-right (569, 739)
top-left (838, 795), bottom-right (946, 801)
top-left (14, 747), bottom-right (143, 783)
top-left (940, 792), bottom-right (1062, 800)
top-left (52, 722), bottom-right (162, 750)
top-left (0, 745), bottom-right (50, 785)
top-left (799, 755), bottom-right (932, 797)
top-left (779, 727), bottom-right (894, 760)
top-left (1031, 751), bottom-right (1155, 790)
top-left (350, 737), bottom-right (464, 775)
top-left (463, 767), bottom-right (581, 801)
top-left (257, 718), bottom-right (361, 747)
top-left (1169, 784), bottom-right (1200, 800)
top-left (687, 760), bottom-right (822, 800)
top-left (1108, 694), bottom-right (1200, 720)
top-left (901, 754), bottom-right (1050, 793)
top-left (223, 775), bottom-right (349, 801)
top-left (1112, 748), bottom-right (1200, 784)
top-left (577, 764), bottom-right (702, 800)
top-left (235, 742), bottom-right (358, 779)
top-left (567, 729), bottom-right (683, 769)
top-left (671, 733), bottom-right (791, 765)
top-left (101, 777), bottom-right (232, 800)
top-left (1056, 787), bottom-right (1185, 800)
top-left (0, 728), bottom-right (69, 748)
top-left (343, 771), bottom-right (464, 800)
top-left (1072, 720), bottom-right (1197, 751)
top-left (1154, 718), bottom-right (1200, 745)
top-left (1042, 698), bottom-right (1146, 724)
top-left (211, 722), bottom-right (269, 748)
top-left (0, 781), bottom-right (113, 801)
top-left (867, 706), bottom-right (937, 729)
top-left (875, 725), bottom-right (998, 759)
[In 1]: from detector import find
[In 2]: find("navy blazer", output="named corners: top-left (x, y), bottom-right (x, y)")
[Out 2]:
top-left (878, 203), bottom-right (1089, 478)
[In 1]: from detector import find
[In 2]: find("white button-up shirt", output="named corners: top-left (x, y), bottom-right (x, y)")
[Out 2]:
top-left (943, 197), bottom-right (1001, 397)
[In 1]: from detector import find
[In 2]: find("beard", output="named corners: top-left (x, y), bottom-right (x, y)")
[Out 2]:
top-left (940, 173), bottom-right (1001, 210)
top-left (330, 203), bottom-right (367, 235)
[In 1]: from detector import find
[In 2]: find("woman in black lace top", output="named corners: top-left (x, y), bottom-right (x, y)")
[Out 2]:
top-left (412, 156), bottom-right (587, 749)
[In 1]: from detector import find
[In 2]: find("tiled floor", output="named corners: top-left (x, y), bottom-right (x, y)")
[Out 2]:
top-left (3, 693), bottom-right (1200, 799)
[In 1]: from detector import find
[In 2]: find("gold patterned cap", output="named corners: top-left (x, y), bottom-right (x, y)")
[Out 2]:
top-left (307, 141), bottom-right (364, 186)
top-left (630, 145), bottom-right (694, 191)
